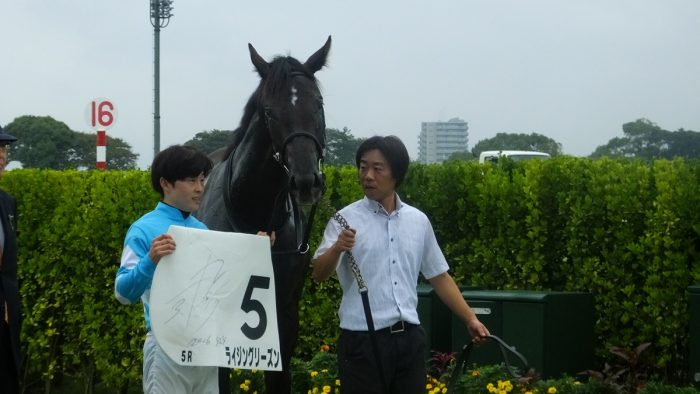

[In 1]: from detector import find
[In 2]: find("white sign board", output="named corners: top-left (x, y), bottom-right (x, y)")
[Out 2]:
top-left (150, 226), bottom-right (281, 371)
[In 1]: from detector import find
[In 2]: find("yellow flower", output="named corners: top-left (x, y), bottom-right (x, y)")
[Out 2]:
top-left (426, 383), bottom-right (434, 389)
top-left (574, 381), bottom-right (582, 385)
top-left (322, 369), bottom-right (329, 373)
top-left (323, 386), bottom-right (331, 393)
top-left (472, 369), bottom-right (481, 377)
top-left (442, 388), bottom-right (448, 394)
top-left (320, 344), bottom-right (330, 352)
top-left (335, 379), bottom-right (341, 386)
top-left (310, 371), bottom-right (319, 377)
top-left (488, 380), bottom-right (510, 393)
top-left (525, 392), bottom-right (533, 394)
top-left (548, 387), bottom-right (557, 394)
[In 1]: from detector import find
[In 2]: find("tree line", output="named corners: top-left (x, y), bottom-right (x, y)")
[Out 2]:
top-left (5, 115), bottom-right (138, 170)
top-left (2, 115), bottom-right (700, 170)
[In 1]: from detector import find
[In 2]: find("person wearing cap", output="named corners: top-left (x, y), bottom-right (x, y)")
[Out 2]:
top-left (312, 135), bottom-right (489, 394)
top-left (0, 125), bottom-right (21, 394)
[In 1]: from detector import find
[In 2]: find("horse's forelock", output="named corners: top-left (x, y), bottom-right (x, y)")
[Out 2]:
top-left (263, 57), bottom-right (316, 97)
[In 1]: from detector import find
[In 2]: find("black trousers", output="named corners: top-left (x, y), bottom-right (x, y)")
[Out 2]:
top-left (338, 324), bottom-right (426, 394)
top-left (0, 319), bottom-right (19, 394)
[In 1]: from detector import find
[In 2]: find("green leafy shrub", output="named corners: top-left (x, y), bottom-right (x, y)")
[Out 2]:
top-left (229, 368), bottom-right (265, 393)
top-left (3, 157), bottom-right (700, 390)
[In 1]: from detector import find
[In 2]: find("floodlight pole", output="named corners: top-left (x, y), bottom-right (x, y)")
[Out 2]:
top-left (150, 0), bottom-right (173, 157)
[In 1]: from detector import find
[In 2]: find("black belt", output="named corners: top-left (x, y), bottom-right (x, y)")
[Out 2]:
top-left (378, 321), bottom-right (418, 334)
top-left (342, 321), bottom-right (419, 335)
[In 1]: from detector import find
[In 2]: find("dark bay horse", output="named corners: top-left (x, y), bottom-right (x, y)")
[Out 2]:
top-left (195, 37), bottom-right (331, 393)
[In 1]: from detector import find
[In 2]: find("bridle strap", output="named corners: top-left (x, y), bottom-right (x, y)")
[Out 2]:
top-left (270, 197), bottom-right (317, 256)
top-left (223, 145), bottom-right (316, 256)
top-left (271, 130), bottom-right (325, 173)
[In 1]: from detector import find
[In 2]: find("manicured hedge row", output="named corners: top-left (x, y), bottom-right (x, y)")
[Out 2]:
top-left (401, 158), bottom-right (700, 381)
top-left (1, 170), bottom-right (157, 391)
top-left (2, 157), bottom-right (699, 389)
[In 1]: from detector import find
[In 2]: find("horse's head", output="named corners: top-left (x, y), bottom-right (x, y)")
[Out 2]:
top-left (248, 37), bottom-right (331, 205)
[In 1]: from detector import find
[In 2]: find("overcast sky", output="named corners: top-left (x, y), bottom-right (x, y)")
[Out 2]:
top-left (1, 1), bottom-right (698, 168)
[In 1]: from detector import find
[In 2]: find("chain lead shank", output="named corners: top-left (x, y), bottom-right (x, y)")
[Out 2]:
top-left (332, 212), bottom-right (367, 292)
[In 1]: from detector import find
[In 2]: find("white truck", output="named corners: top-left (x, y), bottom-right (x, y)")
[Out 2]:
top-left (478, 150), bottom-right (551, 164)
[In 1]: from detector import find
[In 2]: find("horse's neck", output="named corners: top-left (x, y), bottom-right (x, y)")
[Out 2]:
top-left (226, 118), bottom-right (288, 231)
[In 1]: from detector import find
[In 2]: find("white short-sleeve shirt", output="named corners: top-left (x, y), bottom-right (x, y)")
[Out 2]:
top-left (313, 195), bottom-right (449, 331)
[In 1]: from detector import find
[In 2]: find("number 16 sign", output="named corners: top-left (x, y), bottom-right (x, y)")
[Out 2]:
top-left (85, 98), bottom-right (117, 169)
top-left (150, 226), bottom-right (282, 371)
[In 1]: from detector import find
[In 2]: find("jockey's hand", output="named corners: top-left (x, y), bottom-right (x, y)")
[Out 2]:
top-left (257, 231), bottom-right (276, 246)
top-left (149, 234), bottom-right (176, 264)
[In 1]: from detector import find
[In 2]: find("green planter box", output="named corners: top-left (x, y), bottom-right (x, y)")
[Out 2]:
top-left (687, 284), bottom-right (700, 384)
top-left (417, 283), bottom-right (480, 359)
top-left (451, 290), bottom-right (595, 378)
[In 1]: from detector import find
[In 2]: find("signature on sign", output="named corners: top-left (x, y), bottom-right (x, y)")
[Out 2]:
top-left (163, 252), bottom-right (231, 335)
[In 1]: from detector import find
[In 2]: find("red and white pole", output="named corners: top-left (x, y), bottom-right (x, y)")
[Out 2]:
top-left (86, 98), bottom-right (116, 170)
top-left (96, 130), bottom-right (106, 170)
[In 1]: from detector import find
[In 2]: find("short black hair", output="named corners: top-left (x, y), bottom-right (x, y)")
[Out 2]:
top-left (151, 145), bottom-right (213, 196)
top-left (355, 135), bottom-right (410, 187)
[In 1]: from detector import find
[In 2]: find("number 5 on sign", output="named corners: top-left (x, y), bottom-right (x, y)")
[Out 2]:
top-left (150, 226), bottom-right (281, 370)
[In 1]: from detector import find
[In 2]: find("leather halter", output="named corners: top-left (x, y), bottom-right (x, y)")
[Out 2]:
top-left (263, 70), bottom-right (326, 173)
top-left (270, 130), bottom-right (325, 176)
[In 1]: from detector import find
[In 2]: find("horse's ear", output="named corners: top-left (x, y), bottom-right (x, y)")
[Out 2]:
top-left (248, 43), bottom-right (270, 79)
top-left (304, 36), bottom-right (331, 74)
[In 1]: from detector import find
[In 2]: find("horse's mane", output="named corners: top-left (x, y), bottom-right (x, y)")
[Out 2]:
top-left (222, 56), bottom-right (317, 159)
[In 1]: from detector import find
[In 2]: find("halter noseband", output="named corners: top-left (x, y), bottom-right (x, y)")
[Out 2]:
top-left (271, 131), bottom-right (325, 175)
top-left (262, 69), bottom-right (325, 173)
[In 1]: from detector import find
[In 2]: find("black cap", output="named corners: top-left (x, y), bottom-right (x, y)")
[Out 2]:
top-left (0, 125), bottom-right (17, 145)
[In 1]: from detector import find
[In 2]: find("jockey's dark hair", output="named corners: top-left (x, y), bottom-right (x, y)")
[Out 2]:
top-left (151, 145), bottom-right (213, 196)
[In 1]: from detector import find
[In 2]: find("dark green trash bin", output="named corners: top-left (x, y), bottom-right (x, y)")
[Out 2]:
top-left (451, 290), bottom-right (594, 378)
top-left (417, 283), bottom-right (480, 359)
top-left (687, 284), bottom-right (700, 384)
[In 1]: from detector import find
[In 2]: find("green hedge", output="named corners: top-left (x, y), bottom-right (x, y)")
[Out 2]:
top-left (2, 170), bottom-right (156, 392)
top-left (3, 157), bottom-right (700, 390)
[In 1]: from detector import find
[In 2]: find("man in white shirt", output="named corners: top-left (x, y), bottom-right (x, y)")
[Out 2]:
top-left (312, 135), bottom-right (489, 394)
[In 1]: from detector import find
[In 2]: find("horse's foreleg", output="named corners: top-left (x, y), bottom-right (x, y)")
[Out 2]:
top-left (264, 253), bottom-right (309, 394)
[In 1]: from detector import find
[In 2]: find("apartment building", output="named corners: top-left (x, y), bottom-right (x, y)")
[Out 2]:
top-left (418, 117), bottom-right (469, 163)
